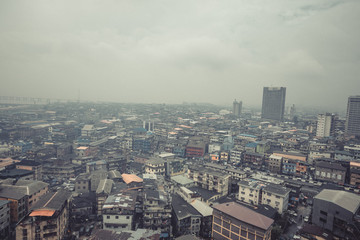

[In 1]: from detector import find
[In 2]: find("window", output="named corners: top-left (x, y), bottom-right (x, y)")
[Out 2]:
top-left (107, 216), bottom-right (110, 219)
top-left (320, 217), bottom-right (327, 223)
top-left (320, 210), bottom-right (327, 216)
top-left (126, 216), bottom-right (130, 219)
top-left (115, 216), bottom-right (119, 219)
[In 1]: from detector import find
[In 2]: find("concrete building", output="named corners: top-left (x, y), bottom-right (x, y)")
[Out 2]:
top-left (268, 154), bottom-right (283, 173)
top-left (238, 180), bottom-right (290, 214)
top-left (0, 188), bottom-right (28, 223)
top-left (212, 202), bottom-right (273, 240)
top-left (233, 99), bottom-right (242, 117)
top-left (350, 162), bottom-right (360, 188)
top-left (145, 158), bottom-right (166, 176)
top-left (0, 200), bottom-right (10, 240)
top-left (313, 189), bottom-right (360, 238)
top-left (171, 194), bottom-right (202, 237)
top-left (345, 96), bottom-right (360, 137)
top-left (187, 165), bottom-right (230, 196)
top-left (102, 192), bottom-right (137, 232)
top-left (315, 160), bottom-right (347, 185)
top-left (316, 113), bottom-right (335, 138)
top-left (143, 188), bottom-right (171, 235)
top-left (262, 184), bottom-right (290, 214)
top-left (0, 179), bottom-right (49, 209)
top-left (15, 189), bottom-right (72, 240)
top-left (261, 87), bottom-right (286, 121)
top-left (15, 160), bottom-right (42, 181)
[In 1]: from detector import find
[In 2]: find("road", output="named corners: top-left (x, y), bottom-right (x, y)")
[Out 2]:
top-left (282, 205), bottom-right (312, 239)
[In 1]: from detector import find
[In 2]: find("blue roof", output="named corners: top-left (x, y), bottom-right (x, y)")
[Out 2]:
top-left (133, 127), bottom-right (147, 133)
top-left (246, 142), bottom-right (258, 148)
top-left (239, 134), bottom-right (257, 138)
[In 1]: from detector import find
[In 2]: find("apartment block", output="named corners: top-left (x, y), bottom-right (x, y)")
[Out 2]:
top-left (212, 202), bottom-right (273, 240)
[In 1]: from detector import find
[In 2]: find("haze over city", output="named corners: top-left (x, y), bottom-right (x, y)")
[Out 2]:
top-left (1, 0), bottom-right (360, 110)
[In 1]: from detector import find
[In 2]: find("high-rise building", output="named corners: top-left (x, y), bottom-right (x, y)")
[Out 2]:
top-left (261, 87), bottom-right (286, 121)
top-left (316, 113), bottom-right (335, 138)
top-left (232, 99), bottom-right (242, 117)
top-left (345, 96), bottom-right (360, 137)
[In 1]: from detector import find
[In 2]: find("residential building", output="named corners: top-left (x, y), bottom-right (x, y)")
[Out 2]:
top-left (261, 87), bottom-right (286, 121)
top-left (0, 200), bottom-right (10, 240)
top-left (230, 148), bottom-right (242, 164)
top-left (315, 160), bottom-right (347, 184)
top-left (272, 151), bottom-right (307, 162)
top-left (316, 113), bottom-right (335, 138)
top-left (350, 161), bottom-right (360, 188)
top-left (243, 152), bottom-right (264, 169)
top-left (268, 154), bottom-right (282, 173)
top-left (15, 160), bottom-right (42, 181)
top-left (186, 142), bottom-right (206, 158)
top-left (171, 194), bottom-right (202, 237)
top-left (187, 165), bottom-right (230, 196)
top-left (143, 188), bottom-right (171, 236)
top-left (15, 189), bottom-right (72, 240)
top-left (0, 188), bottom-right (28, 223)
top-left (189, 199), bottom-right (213, 239)
top-left (102, 192), bottom-right (137, 232)
top-left (238, 180), bottom-right (290, 214)
top-left (0, 179), bottom-right (49, 208)
top-left (344, 145), bottom-right (360, 159)
top-left (212, 202), bottom-right (273, 240)
top-left (75, 173), bottom-right (91, 193)
top-left (345, 96), bottom-right (360, 137)
top-left (96, 179), bottom-right (114, 216)
top-left (262, 184), bottom-right (290, 214)
top-left (313, 189), bottom-right (360, 238)
top-left (145, 158), bottom-right (166, 176)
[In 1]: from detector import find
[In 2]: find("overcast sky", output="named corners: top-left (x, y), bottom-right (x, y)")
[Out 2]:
top-left (0, 0), bottom-right (359, 111)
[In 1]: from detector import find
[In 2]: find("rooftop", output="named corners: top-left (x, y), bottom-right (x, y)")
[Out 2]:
top-left (213, 202), bottom-right (274, 231)
top-left (315, 189), bottom-right (360, 214)
top-left (31, 189), bottom-right (72, 212)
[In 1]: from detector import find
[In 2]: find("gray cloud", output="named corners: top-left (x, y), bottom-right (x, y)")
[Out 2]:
top-left (0, 0), bottom-right (359, 111)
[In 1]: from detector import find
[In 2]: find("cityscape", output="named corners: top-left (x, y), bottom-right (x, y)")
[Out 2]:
top-left (1, 1), bottom-right (360, 240)
top-left (0, 89), bottom-right (359, 240)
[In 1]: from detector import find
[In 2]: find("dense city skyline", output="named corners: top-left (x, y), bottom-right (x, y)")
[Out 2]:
top-left (1, 0), bottom-right (360, 111)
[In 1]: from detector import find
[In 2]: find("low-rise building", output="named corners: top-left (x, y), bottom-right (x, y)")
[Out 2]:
top-left (238, 180), bottom-right (290, 214)
top-left (212, 202), bottom-right (273, 240)
top-left (171, 194), bottom-right (202, 237)
top-left (312, 189), bottom-right (360, 238)
top-left (15, 189), bottom-right (72, 240)
top-left (102, 192), bottom-right (137, 232)
top-left (268, 154), bottom-right (282, 173)
top-left (0, 200), bottom-right (10, 240)
top-left (350, 161), bottom-right (360, 188)
top-left (315, 160), bottom-right (347, 184)
top-left (187, 165), bottom-right (230, 196)
top-left (15, 160), bottom-right (42, 181)
top-left (145, 158), bottom-right (166, 176)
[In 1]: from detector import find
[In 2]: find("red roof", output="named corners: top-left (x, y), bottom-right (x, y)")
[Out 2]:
top-left (29, 209), bottom-right (55, 217)
top-left (121, 174), bottom-right (143, 184)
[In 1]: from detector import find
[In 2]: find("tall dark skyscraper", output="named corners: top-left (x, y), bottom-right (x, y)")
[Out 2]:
top-left (261, 87), bottom-right (286, 121)
top-left (233, 99), bottom-right (242, 117)
top-left (345, 96), bottom-right (360, 136)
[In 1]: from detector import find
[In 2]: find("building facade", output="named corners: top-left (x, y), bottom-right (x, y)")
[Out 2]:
top-left (345, 96), bottom-right (360, 137)
top-left (233, 99), bottom-right (242, 117)
top-left (261, 87), bottom-right (286, 121)
top-left (312, 189), bottom-right (360, 238)
top-left (15, 190), bottom-right (72, 240)
top-left (212, 202), bottom-right (273, 240)
top-left (316, 113), bottom-right (335, 138)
